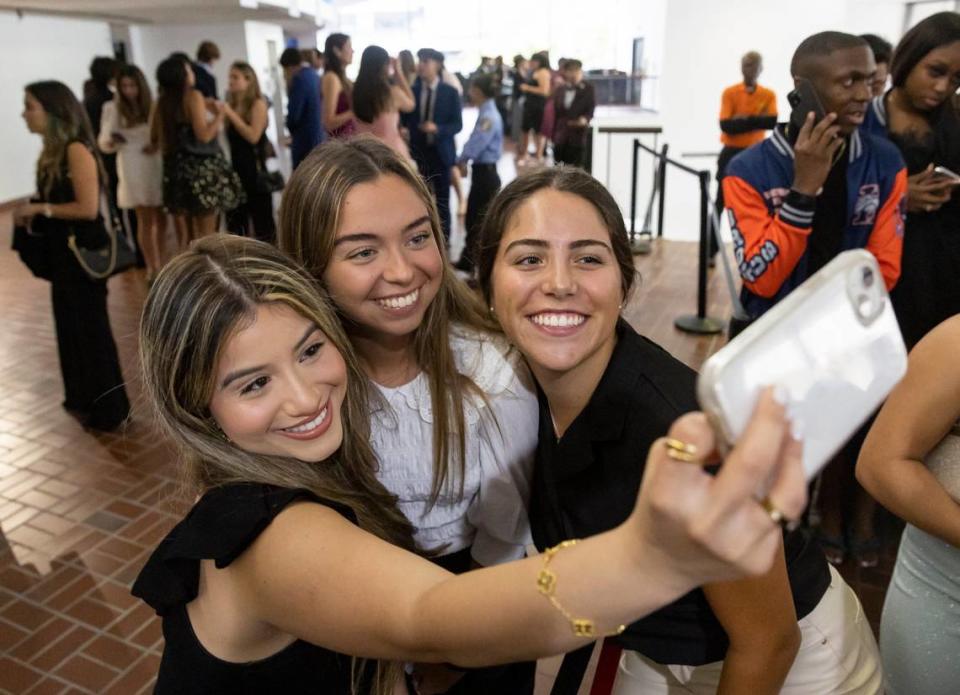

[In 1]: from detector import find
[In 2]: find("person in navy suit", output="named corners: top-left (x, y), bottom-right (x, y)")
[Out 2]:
top-left (403, 48), bottom-right (463, 241)
top-left (280, 47), bottom-right (325, 169)
top-left (193, 41), bottom-right (220, 100)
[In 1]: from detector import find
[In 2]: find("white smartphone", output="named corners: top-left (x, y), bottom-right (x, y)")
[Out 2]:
top-left (697, 250), bottom-right (908, 480)
top-left (933, 165), bottom-right (960, 183)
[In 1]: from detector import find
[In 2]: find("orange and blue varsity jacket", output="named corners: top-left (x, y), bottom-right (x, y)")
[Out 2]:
top-left (722, 125), bottom-right (906, 318)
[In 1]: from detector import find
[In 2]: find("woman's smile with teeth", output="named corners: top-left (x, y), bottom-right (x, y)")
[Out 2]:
top-left (376, 288), bottom-right (419, 309)
top-left (282, 407), bottom-right (328, 433)
top-left (531, 312), bottom-right (586, 328)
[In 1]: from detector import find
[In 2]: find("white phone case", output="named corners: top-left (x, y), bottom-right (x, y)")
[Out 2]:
top-left (697, 249), bottom-right (908, 479)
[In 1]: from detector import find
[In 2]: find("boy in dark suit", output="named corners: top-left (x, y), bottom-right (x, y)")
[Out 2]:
top-left (194, 41), bottom-right (220, 99)
top-left (551, 59), bottom-right (595, 168)
top-left (403, 48), bottom-right (463, 242)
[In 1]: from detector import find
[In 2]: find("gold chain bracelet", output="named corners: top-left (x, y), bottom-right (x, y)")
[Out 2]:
top-left (536, 539), bottom-right (626, 639)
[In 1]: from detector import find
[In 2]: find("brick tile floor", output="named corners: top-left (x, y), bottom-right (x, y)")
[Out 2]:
top-left (0, 206), bottom-right (897, 694)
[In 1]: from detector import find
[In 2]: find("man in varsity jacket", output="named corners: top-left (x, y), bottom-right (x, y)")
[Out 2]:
top-left (723, 31), bottom-right (906, 320)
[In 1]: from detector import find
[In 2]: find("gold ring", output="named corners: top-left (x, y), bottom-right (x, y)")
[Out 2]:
top-left (664, 438), bottom-right (699, 463)
top-left (760, 495), bottom-right (786, 525)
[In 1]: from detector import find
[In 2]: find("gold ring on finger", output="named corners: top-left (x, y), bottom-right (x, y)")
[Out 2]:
top-left (664, 438), bottom-right (700, 463)
top-left (759, 495), bottom-right (799, 531)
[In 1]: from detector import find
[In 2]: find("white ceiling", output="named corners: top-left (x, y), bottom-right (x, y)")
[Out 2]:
top-left (0, 0), bottom-right (323, 27)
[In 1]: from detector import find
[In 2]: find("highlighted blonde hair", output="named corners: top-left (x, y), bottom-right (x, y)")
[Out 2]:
top-left (139, 235), bottom-right (415, 695)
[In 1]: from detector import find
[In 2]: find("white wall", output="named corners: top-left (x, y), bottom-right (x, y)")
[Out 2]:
top-left (0, 11), bottom-right (113, 202)
top-left (130, 22), bottom-right (249, 96)
top-left (658, 0), bottom-right (911, 241)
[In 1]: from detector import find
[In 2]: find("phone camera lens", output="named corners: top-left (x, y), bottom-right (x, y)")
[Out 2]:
top-left (861, 266), bottom-right (875, 288)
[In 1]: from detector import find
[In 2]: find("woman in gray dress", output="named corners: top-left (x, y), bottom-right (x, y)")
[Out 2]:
top-left (857, 314), bottom-right (960, 695)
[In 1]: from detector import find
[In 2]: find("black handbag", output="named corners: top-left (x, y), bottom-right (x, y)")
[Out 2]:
top-left (67, 191), bottom-right (137, 280)
top-left (11, 219), bottom-right (54, 281)
top-left (255, 135), bottom-right (284, 193)
top-left (256, 169), bottom-right (285, 194)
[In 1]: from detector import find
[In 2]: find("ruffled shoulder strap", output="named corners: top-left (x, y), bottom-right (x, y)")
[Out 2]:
top-left (131, 483), bottom-right (355, 616)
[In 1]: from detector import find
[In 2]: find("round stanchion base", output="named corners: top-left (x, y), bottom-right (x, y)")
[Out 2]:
top-left (674, 314), bottom-right (725, 335)
top-left (630, 234), bottom-right (652, 255)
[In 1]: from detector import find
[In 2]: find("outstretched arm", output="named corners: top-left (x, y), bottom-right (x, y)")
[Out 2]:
top-left (229, 392), bottom-right (805, 666)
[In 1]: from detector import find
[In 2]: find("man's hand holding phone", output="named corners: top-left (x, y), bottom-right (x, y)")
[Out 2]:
top-left (792, 111), bottom-right (843, 196)
top-left (908, 163), bottom-right (955, 213)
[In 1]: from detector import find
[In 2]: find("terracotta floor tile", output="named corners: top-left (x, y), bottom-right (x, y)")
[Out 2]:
top-left (0, 564), bottom-right (41, 593)
top-left (6, 524), bottom-right (54, 551)
top-left (0, 597), bottom-right (56, 631)
top-left (44, 572), bottom-right (97, 612)
top-left (19, 489), bottom-right (61, 511)
top-left (65, 597), bottom-right (124, 630)
top-left (104, 499), bottom-right (146, 520)
top-left (89, 579), bottom-right (138, 613)
top-left (103, 652), bottom-right (160, 695)
top-left (27, 512), bottom-right (78, 537)
top-left (82, 633), bottom-right (146, 672)
top-left (82, 511), bottom-right (127, 533)
top-left (106, 602), bottom-right (154, 640)
top-left (30, 625), bottom-right (97, 672)
top-left (76, 549), bottom-right (127, 578)
top-left (0, 617), bottom-right (30, 652)
top-left (0, 656), bottom-right (44, 693)
top-left (25, 458), bottom-right (67, 478)
top-left (10, 616), bottom-right (72, 662)
top-left (24, 677), bottom-right (69, 695)
top-left (129, 616), bottom-right (163, 650)
top-left (95, 537), bottom-right (143, 562)
top-left (35, 479), bottom-right (80, 500)
top-left (24, 564), bottom-right (82, 604)
top-left (53, 653), bottom-right (118, 692)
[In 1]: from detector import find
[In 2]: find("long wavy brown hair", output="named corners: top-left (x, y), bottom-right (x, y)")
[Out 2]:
top-left (115, 64), bottom-right (152, 127)
top-left (139, 235), bottom-right (416, 695)
top-left (277, 136), bottom-right (500, 507)
top-left (26, 80), bottom-right (103, 198)
top-left (227, 61), bottom-right (263, 123)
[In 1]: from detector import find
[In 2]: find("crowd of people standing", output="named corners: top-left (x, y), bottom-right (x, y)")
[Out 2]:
top-left (10, 15), bottom-right (960, 695)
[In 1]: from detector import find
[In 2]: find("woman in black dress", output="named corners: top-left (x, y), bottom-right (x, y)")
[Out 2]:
top-left (132, 234), bottom-right (806, 695)
top-left (863, 12), bottom-right (960, 349)
top-left (476, 167), bottom-right (881, 694)
top-left (517, 52), bottom-right (552, 164)
top-left (13, 81), bottom-right (130, 431)
top-left (223, 61), bottom-right (276, 243)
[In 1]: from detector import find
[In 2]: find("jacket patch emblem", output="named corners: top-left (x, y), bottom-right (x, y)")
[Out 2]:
top-left (852, 184), bottom-right (880, 226)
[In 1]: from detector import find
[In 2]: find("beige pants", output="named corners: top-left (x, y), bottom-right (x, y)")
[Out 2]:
top-left (612, 566), bottom-right (882, 694)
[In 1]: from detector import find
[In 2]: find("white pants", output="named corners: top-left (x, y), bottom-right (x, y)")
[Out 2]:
top-left (612, 566), bottom-right (882, 694)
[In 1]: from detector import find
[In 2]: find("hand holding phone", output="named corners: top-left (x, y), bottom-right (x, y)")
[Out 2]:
top-left (787, 79), bottom-right (826, 133)
top-left (697, 250), bottom-right (907, 481)
top-left (932, 165), bottom-right (960, 183)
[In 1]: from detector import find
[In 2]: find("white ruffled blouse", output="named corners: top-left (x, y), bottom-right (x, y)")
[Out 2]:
top-left (370, 325), bottom-right (537, 566)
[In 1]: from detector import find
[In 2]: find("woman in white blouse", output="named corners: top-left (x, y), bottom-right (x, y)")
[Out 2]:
top-left (97, 63), bottom-right (164, 282)
top-left (278, 136), bottom-right (537, 693)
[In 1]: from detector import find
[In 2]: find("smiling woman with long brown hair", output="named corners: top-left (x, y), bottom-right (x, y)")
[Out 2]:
top-left (476, 166), bottom-right (881, 695)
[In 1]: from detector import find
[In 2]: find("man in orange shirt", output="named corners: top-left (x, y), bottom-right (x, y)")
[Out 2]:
top-left (713, 52), bottom-right (777, 257)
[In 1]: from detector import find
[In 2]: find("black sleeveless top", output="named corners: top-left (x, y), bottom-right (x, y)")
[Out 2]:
top-left (530, 321), bottom-right (831, 666)
top-left (34, 141), bottom-right (110, 284)
top-left (131, 483), bottom-right (367, 694)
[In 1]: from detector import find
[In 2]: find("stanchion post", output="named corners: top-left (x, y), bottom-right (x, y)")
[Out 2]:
top-left (673, 170), bottom-right (724, 335)
top-left (629, 139), bottom-right (639, 238)
top-left (656, 143), bottom-right (668, 238)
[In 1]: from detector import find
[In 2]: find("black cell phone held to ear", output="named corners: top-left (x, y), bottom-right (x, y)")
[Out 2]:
top-left (788, 79), bottom-right (826, 133)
